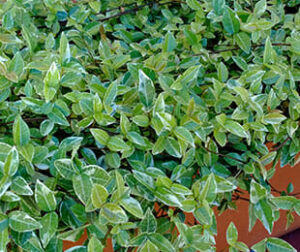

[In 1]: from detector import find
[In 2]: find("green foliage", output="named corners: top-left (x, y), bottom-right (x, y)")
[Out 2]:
top-left (0, 0), bottom-right (299, 251)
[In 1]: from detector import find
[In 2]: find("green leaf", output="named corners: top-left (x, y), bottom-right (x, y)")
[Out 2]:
top-left (127, 131), bottom-right (147, 147)
top-left (224, 120), bottom-right (248, 138)
top-left (270, 196), bottom-right (298, 210)
top-left (44, 62), bottom-right (60, 102)
top-left (173, 126), bottom-right (194, 147)
top-left (287, 183), bottom-right (294, 194)
top-left (115, 170), bottom-right (125, 199)
top-left (0, 142), bottom-right (11, 161)
top-left (40, 119), bottom-right (54, 136)
top-left (194, 201), bottom-right (212, 225)
top-left (24, 236), bottom-right (44, 252)
top-left (130, 233), bottom-right (148, 247)
top-left (138, 70), bottom-right (156, 111)
top-left (259, 151), bottom-right (276, 166)
top-left (0, 62), bottom-right (18, 82)
top-left (263, 113), bottom-right (286, 124)
top-left (215, 175), bottom-right (237, 192)
top-left (232, 56), bottom-right (248, 71)
top-left (140, 208), bottom-right (157, 233)
top-left (251, 238), bottom-right (267, 252)
top-left (165, 137), bottom-right (182, 158)
top-left (105, 152), bottom-right (120, 169)
top-left (18, 143), bottom-right (35, 162)
top-left (13, 115), bottom-right (30, 146)
top-left (234, 32), bottom-right (251, 53)
top-left (184, 29), bottom-right (197, 45)
top-left (140, 240), bottom-right (159, 252)
top-left (91, 184), bottom-right (108, 208)
top-left (9, 52), bottom-right (24, 77)
top-left (222, 7), bottom-right (240, 35)
top-left (133, 171), bottom-right (155, 190)
top-left (163, 32), bottom-right (177, 52)
top-left (254, 0), bottom-right (266, 18)
top-left (90, 128), bottom-right (109, 146)
top-left (0, 76), bottom-right (12, 91)
top-left (199, 174), bottom-right (217, 203)
top-left (22, 25), bottom-right (36, 53)
top-left (89, 1), bottom-right (101, 12)
top-left (0, 213), bottom-right (8, 232)
top-left (217, 62), bottom-right (228, 82)
top-left (88, 236), bottom-right (103, 252)
top-left (11, 176), bottom-right (33, 195)
top-left (263, 37), bottom-right (275, 64)
top-left (59, 32), bottom-right (71, 63)
top-left (73, 174), bottom-right (93, 204)
top-left (104, 81), bottom-right (118, 107)
top-left (266, 238), bottom-right (296, 252)
top-left (0, 228), bottom-right (9, 251)
top-left (186, 0), bottom-right (202, 10)
top-left (107, 136), bottom-right (130, 152)
top-left (226, 222), bottom-right (238, 246)
top-left (255, 199), bottom-right (274, 234)
top-left (213, 0), bottom-right (225, 16)
top-left (152, 136), bottom-right (166, 155)
top-left (48, 106), bottom-right (69, 126)
top-left (57, 226), bottom-right (86, 242)
top-left (250, 180), bottom-right (268, 204)
top-left (83, 165), bottom-right (111, 185)
top-left (148, 233), bottom-right (175, 252)
top-left (235, 241), bottom-right (249, 252)
top-left (132, 115), bottom-right (149, 127)
top-left (0, 34), bottom-right (22, 44)
top-left (40, 212), bottom-right (59, 248)
top-left (120, 197), bottom-right (144, 219)
top-left (35, 180), bottom-right (57, 212)
top-left (9, 211), bottom-right (42, 232)
top-left (175, 221), bottom-right (193, 245)
top-left (3, 146), bottom-right (19, 177)
top-left (154, 187), bottom-right (181, 207)
top-left (170, 65), bottom-right (200, 90)
top-left (100, 203), bottom-right (128, 224)
top-left (0, 176), bottom-right (11, 198)
top-left (54, 159), bottom-right (77, 179)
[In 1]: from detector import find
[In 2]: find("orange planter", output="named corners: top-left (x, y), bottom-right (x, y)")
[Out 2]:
top-left (63, 155), bottom-right (300, 251)
top-left (215, 159), bottom-right (300, 251)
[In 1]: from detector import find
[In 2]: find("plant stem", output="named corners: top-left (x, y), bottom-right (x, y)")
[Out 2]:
top-left (0, 117), bottom-right (47, 126)
top-left (98, 0), bottom-right (184, 21)
top-left (270, 136), bottom-right (291, 152)
top-left (196, 43), bottom-right (291, 55)
top-left (202, 146), bottom-right (247, 164)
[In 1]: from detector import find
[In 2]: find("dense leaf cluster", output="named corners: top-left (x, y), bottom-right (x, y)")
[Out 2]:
top-left (0, 0), bottom-right (299, 251)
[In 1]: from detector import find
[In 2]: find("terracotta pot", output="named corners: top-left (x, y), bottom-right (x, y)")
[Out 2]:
top-left (62, 229), bottom-right (113, 251)
top-left (215, 159), bottom-right (300, 251)
top-left (63, 152), bottom-right (300, 251)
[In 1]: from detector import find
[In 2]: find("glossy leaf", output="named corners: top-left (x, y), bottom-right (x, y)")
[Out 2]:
top-left (13, 115), bottom-right (30, 146)
top-left (226, 222), bottom-right (238, 246)
top-left (140, 208), bottom-right (157, 233)
top-left (35, 180), bottom-right (57, 212)
top-left (44, 62), bottom-right (60, 102)
top-left (222, 7), bottom-right (240, 35)
top-left (40, 212), bottom-right (59, 248)
top-left (100, 203), bottom-right (128, 224)
top-left (91, 184), bottom-right (109, 208)
top-left (9, 211), bottom-right (42, 232)
top-left (138, 70), bottom-right (155, 111)
top-left (73, 174), bottom-right (93, 204)
top-left (3, 146), bottom-right (19, 177)
top-left (266, 237), bottom-right (296, 252)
